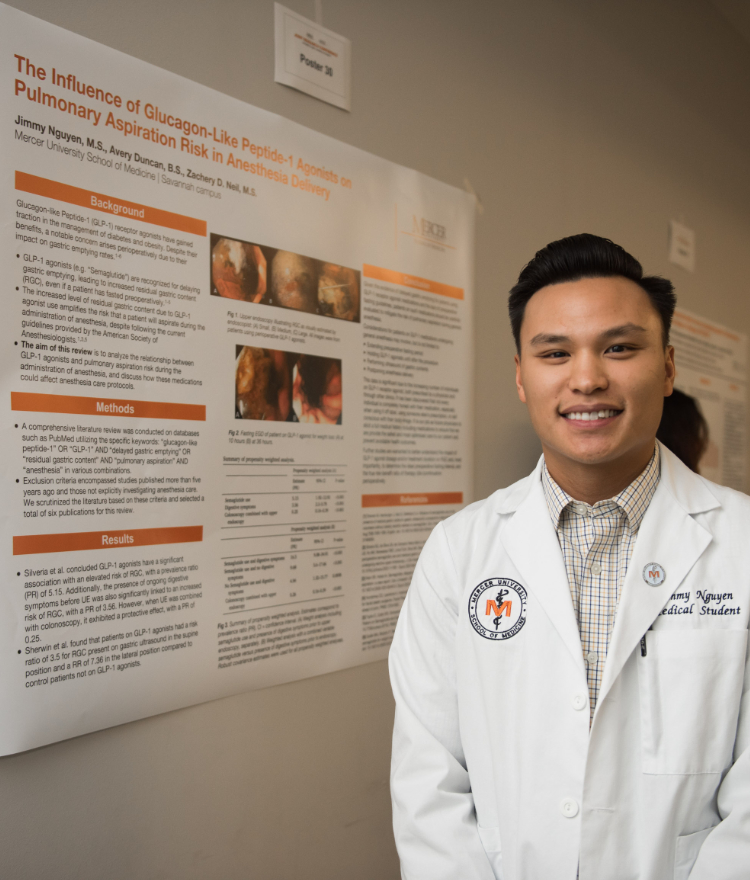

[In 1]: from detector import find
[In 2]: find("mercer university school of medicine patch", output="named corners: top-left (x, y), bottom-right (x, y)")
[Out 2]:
top-left (468, 578), bottom-right (527, 641)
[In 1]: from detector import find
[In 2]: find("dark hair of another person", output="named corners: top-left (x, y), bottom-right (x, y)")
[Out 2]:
top-left (657, 389), bottom-right (709, 473)
top-left (508, 233), bottom-right (677, 351)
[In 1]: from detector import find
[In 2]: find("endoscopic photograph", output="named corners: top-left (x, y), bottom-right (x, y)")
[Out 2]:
top-left (212, 234), bottom-right (360, 322)
top-left (235, 345), bottom-right (342, 424)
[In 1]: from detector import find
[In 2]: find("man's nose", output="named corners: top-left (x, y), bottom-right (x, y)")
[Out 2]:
top-left (568, 352), bottom-right (608, 394)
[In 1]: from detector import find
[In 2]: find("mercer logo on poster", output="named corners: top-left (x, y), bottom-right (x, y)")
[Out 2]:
top-left (412, 215), bottom-right (446, 242)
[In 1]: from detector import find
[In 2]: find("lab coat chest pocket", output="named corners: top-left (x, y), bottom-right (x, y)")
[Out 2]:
top-left (638, 629), bottom-right (748, 775)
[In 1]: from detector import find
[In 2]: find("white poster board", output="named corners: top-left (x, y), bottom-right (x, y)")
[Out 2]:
top-left (1, 4), bottom-right (474, 754)
top-left (671, 307), bottom-right (747, 490)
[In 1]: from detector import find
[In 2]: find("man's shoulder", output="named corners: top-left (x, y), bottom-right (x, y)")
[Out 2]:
top-left (414, 472), bottom-right (535, 585)
top-left (661, 443), bottom-right (750, 521)
top-left (438, 471), bottom-right (535, 539)
top-left (694, 473), bottom-right (750, 520)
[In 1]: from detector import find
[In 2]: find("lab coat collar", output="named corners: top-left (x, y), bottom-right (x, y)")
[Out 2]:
top-left (492, 441), bottom-right (720, 518)
top-left (492, 462), bottom-right (543, 516)
top-left (655, 439), bottom-right (721, 515)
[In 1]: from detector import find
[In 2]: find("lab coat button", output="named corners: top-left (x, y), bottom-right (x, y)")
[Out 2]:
top-left (560, 798), bottom-right (579, 818)
top-left (572, 694), bottom-right (587, 711)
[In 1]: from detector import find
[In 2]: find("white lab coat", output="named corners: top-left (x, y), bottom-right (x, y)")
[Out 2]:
top-left (390, 443), bottom-right (750, 880)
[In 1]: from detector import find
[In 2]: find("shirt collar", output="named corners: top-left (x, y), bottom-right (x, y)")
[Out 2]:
top-left (541, 445), bottom-right (661, 532)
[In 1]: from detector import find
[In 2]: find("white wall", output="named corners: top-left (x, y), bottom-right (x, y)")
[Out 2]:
top-left (2, 2), bottom-right (750, 877)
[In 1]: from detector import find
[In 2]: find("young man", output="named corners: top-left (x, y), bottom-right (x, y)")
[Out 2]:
top-left (389, 234), bottom-right (750, 880)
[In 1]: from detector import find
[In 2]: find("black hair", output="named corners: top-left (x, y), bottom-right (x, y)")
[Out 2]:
top-left (508, 233), bottom-right (676, 351)
top-left (657, 388), bottom-right (709, 473)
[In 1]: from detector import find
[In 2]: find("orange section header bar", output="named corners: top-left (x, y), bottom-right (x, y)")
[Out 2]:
top-left (11, 392), bottom-right (205, 421)
top-left (15, 171), bottom-right (206, 237)
top-left (14, 526), bottom-right (203, 556)
top-left (363, 264), bottom-right (464, 300)
top-left (362, 492), bottom-right (463, 508)
top-left (673, 310), bottom-right (740, 343)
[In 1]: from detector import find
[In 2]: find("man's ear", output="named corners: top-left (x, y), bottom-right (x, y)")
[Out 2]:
top-left (514, 354), bottom-right (527, 404)
top-left (664, 345), bottom-right (676, 395)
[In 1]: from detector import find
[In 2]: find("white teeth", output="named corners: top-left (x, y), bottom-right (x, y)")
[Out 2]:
top-left (563, 409), bottom-right (618, 420)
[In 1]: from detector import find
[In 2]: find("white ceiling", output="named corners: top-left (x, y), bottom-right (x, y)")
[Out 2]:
top-left (710, 0), bottom-right (750, 46)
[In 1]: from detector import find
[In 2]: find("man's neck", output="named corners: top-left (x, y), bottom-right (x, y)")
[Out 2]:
top-left (543, 442), bottom-right (656, 505)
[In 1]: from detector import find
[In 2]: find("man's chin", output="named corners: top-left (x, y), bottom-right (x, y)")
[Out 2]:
top-left (543, 436), bottom-right (627, 468)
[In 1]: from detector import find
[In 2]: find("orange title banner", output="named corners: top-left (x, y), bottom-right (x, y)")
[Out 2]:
top-left (15, 171), bottom-right (206, 237)
top-left (363, 265), bottom-right (464, 300)
top-left (362, 492), bottom-right (463, 508)
top-left (14, 526), bottom-right (203, 556)
top-left (11, 392), bottom-right (205, 421)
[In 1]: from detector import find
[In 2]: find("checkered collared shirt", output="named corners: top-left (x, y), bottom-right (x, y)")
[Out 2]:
top-left (541, 447), bottom-right (660, 722)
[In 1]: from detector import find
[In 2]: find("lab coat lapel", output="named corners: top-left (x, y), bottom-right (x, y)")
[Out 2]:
top-left (597, 451), bottom-right (717, 708)
top-left (499, 473), bottom-right (585, 676)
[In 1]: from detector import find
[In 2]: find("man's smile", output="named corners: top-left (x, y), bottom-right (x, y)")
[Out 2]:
top-left (560, 406), bottom-right (623, 424)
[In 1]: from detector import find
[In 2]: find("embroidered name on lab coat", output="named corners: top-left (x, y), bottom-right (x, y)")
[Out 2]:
top-left (659, 589), bottom-right (742, 617)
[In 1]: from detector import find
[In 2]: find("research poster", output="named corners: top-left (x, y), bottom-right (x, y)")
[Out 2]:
top-left (1, 5), bottom-right (474, 754)
top-left (671, 308), bottom-right (747, 491)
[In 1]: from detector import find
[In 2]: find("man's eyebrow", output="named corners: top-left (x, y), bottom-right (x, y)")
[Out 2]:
top-left (599, 323), bottom-right (648, 339)
top-left (528, 323), bottom-right (648, 347)
top-left (528, 332), bottom-right (571, 346)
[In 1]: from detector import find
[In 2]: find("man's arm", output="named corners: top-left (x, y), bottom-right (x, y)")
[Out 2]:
top-left (389, 524), bottom-right (498, 880)
top-left (688, 631), bottom-right (750, 879)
